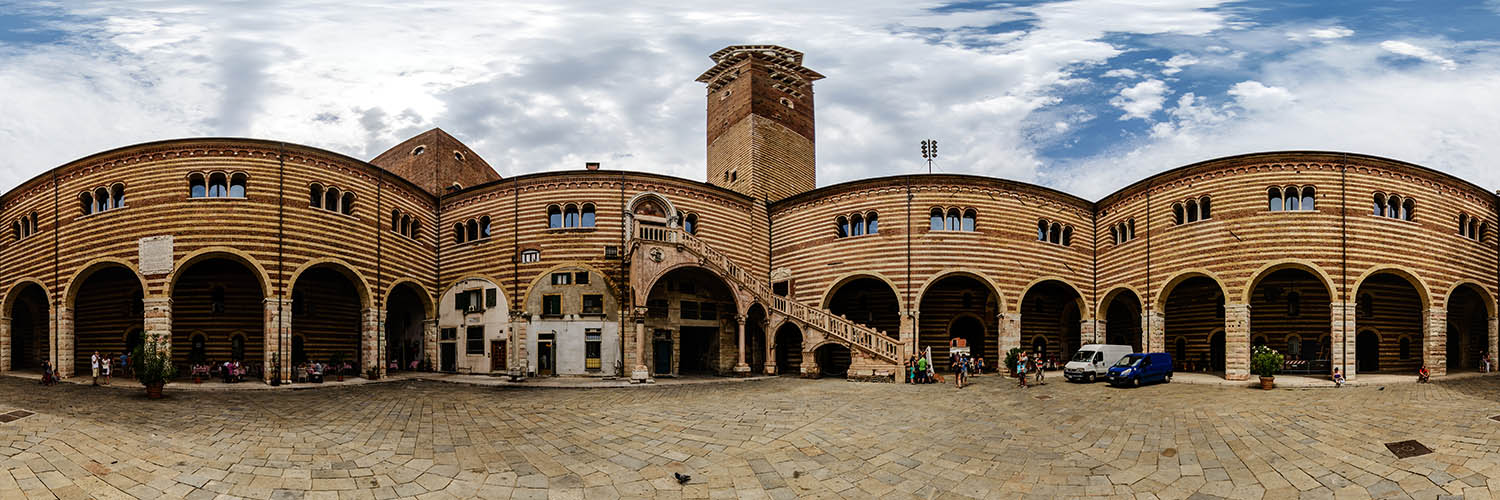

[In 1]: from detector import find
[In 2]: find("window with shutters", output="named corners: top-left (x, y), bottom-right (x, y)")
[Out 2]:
top-left (582, 295), bottom-right (604, 316)
top-left (466, 326), bottom-right (484, 355)
top-left (551, 272), bottom-right (572, 285)
top-left (575, 271), bottom-right (590, 284)
top-left (542, 295), bottom-right (562, 316)
top-left (485, 288), bottom-right (497, 308)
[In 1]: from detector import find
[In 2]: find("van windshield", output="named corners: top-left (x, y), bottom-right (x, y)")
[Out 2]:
top-left (1071, 350), bottom-right (1097, 362)
top-left (1115, 355), bottom-right (1144, 367)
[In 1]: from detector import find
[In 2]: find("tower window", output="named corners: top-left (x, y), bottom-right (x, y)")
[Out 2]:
top-left (412, 145), bottom-right (425, 156)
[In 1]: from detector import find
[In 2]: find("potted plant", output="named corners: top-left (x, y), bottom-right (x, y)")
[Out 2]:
top-left (1251, 344), bottom-right (1283, 390)
top-left (131, 335), bottom-right (176, 399)
top-left (330, 352), bottom-right (346, 381)
top-left (1004, 347), bottom-right (1022, 377)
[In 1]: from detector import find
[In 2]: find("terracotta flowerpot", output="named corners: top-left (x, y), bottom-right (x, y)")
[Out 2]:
top-left (145, 383), bottom-right (164, 399)
top-left (1259, 376), bottom-right (1274, 390)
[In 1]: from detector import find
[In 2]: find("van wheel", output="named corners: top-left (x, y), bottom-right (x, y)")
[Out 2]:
top-left (1165, 373), bottom-right (1172, 383)
top-left (1131, 377), bottom-right (1140, 388)
top-left (1086, 373), bottom-right (1094, 383)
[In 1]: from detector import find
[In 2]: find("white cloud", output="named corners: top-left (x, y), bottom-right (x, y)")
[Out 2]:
top-left (1102, 68), bottom-right (1140, 79)
top-left (1226, 81), bottom-right (1295, 111)
top-left (1380, 40), bottom-right (1458, 70)
top-left (1160, 54), bottom-right (1200, 75)
top-left (1110, 79), bottom-right (1169, 120)
top-left (1288, 26), bottom-right (1353, 41)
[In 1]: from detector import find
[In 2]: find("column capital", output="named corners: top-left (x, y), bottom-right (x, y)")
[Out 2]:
top-left (633, 306), bottom-right (649, 321)
top-left (735, 314), bottom-right (747, 325)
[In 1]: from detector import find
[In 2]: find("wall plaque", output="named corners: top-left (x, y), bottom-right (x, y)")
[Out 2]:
top-left (138, 235), bottom-right (173, 275)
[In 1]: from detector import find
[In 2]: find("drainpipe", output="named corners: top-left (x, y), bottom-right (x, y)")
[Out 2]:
top-left (1144, 181), bottom-right (1152, 353)
top-left (1340, 155), bottom-right (1348, 378)
top-left (51, 168), bottom-right (58, 372)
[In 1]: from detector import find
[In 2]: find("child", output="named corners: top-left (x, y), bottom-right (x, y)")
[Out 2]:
top-left (1418, 365), bottom-right (1430, 383)
top-left (1016, 355), bottom-right (1028, 388)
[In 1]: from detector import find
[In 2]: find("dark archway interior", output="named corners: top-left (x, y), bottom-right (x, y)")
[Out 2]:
top-left (1020, 280), bottom-right (1082, 366)
top-left (1163, 277), bottom-right (1224, 373)
top-left (73, 267), bottom-right (144, 375)
top-left (291, 267), bottom-right (362, 373)
top-left (386, 284), bottom-right (427, 371)
top-left (814, 343), bottom-right (850, 377)
top-left (1355, 273), bottom-right (1422, 373)
top-left (1105, 291), bottom-right (1142, 352)
top-left (746, 305), bottom-right (767, 372)
top-left (825, 277), bottom-right (900, 337)
top-left (1446, 286), bottom-right (1488, 371)
top-left (8, 284), bottom-right (48, 370)
top-left (1249, 268), bottom-right (1331, 364)
top-left (644, 267), bottom-right (735, 376)
top-left (172, 258), bottom-right (265, 369)
top-left (775, 323), bottom-right (802, 375)
top-left (919, 275), bottom-right (998, 367)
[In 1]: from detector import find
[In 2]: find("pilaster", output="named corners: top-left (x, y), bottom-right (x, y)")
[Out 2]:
top-left (1143, 310), bottom-right (1165, 354)
top-left (264, 298), bottom-right (292, 382)
top-left (630, 307), bottom-right (651, 383)
top-left (56, 306), bottom-right (72, 378)
top-left (361, 307), bottom-right (382, 376)
top-left (0, 316), bottom-right (9, 372)
top-left (1080, 319), bottom-right (1104, 345)
top-left (423, 319), bottom-right (438, 371)
top-left (1490, 316), bottom-right (1498, 375)
top-left (1330, 301), bottom-right (1357, 380)
top-left (1424, 307), bottom-right (1448, 376)
top-left (998, 312), bottom-right (1021, 357)
top-left (1224, 303), bottom-right (1250, 381)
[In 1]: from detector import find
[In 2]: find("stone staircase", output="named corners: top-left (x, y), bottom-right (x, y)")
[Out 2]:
top-left (633, 225), bottom-right (904, 364)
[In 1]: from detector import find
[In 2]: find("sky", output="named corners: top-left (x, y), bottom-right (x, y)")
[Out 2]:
top-left (1, 0), bottom-right (1498, 200)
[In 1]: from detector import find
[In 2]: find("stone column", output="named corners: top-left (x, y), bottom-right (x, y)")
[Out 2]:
top-left (630, 307), bottom-right (651, 383)
top-left (375, 308), bottom-right (388, 378)
top-left (1142, 310), bottom-right (1165, 353)
top-left (1424, 307), bottom-right (1448, 376)
top-left (423, 319), bottom-right (438, 372)
top-left (264, 298), bottom-right (292, 382)
top-left (0, 316), bottom-right (9, 372)
top-left (1224, 303), bottom-right (1250, 380)
top-left (762, 319), bottom-right (774, 375)
top-left (1330, 301), bottom-right (1357, 380)
top-left (1489, 316), bottom-right (1498, 376)
top-left (1080, 319), bottom-right (1104, 345)
top-left (56, 305), bottom-right (73, 378)
top-left (361, 307), bottom-right (381, 376)
top-left (734, 314), bottom-right (750, 375)
top-left (998, 312), bottom-right (1021, 359)
top-left (897, 311), bottom-right (918, 383)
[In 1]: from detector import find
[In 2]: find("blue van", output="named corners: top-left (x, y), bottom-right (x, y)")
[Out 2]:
top-left (1106, 353), bottom-right (1172, 387)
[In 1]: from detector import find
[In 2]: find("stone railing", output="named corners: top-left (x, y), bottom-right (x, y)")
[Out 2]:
top-left (633, 223), bottom-right (903, 363)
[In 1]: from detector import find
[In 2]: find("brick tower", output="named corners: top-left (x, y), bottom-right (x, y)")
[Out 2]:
top-left (697, 45), bottom-right (824, 202)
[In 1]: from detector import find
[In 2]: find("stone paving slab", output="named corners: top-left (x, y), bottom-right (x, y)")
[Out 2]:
top-left (5, 373), bottom-right (1500, 498)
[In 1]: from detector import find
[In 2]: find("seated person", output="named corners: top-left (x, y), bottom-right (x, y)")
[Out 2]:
top-left (310, 362), bottom-right (324, 383)
top-left (1418, 365), bottom-right (1430, 383)
top-left (1331, 368), bottom-right (1345, 388)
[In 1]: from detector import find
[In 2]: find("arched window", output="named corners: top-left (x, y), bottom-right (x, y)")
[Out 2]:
top-left (1460, 214), bottom-right (1470, 237)
top-left (1038, 220), bottom-right (1049, 241)
top-left (94, 187), bottom-right (109, 212)
top-left (850, 213), bottom-right (864, 236)
top-left (930, 208), bottom-right (943, 231)
top-left (547, 205), bottom-right (562, 228)
top-left (480, 216), bottom-right (492, 238)
top-left (80, 192), bottom-right (94, 215)
top-left (1399, 336), bottom-right (1411, 360)
top-left (1480, 223), bottom-right (1489, 242)
top-left (410, 219), bottom-right (420, 239)
top-left (836, 216), bottom-right (849, 238)
top-left (1287, 292), bottom-right (1301, 317)
top-left (231, 335), bottom-right (245, 361)
top-left (111, 183), bottom-right (125, 208)
top-left (392, 210), bottom-right (402, 234)
top-left (1186, 200), bottom-right (1199, 223)
top-left (324, 187), bottom-right (340, 212)
top-left (211, 286), bottom-right (226, 313)
top-left (1061, 226), bottom-right (1072, 246)
top-left (1359, 293), bottom-right (1373, 318)
top-left (564, 204), bottom-right (579, 227)
top-left (12, 221), bottom-right (19, 240)
top-left (961, 209), bottom-right (976, 231)
top-left (1301, 186), bottom-right (1315, 210)
top-left (1127, 219), bottom-right (1136, 240)
top-left (1469, 220), bottom-right (1478, 240)
top-left (208, 172), bottom-right (228, 197)
top-left (453, 223), bottom-right (464, 244)
top-left (866, 212), bottom-right (878, 234)
top-left (581, 204), bottom-right (596, 227)
top-left (1402, 198), bottom-right (1415, 221)
top-left (1269, 188), bottom-right (1283, 211)
top-left (229, 173), bottom-right (247, 198)
top-left (685, 214), bottom-right (698, 235)
top-left (1108, 225), bottom-right (1118, 244)
top-left (402, 215), bottom-right (413, 237)
top-left (1284, 187), bottom-right (1299, 211)
top-left (1372, 193), bottom-right (1385, 216)
top-left (1199, 196), bottom-right (1211, 219)
top-left (309, 184), bottom-right (323, 208)
top-left (1172, 203), bottom-right (1184, 225)
top-left (186, 173), bottom-right (205, 199)
top-left (466, 220), bottom-right (479, 241)
top-left (946, 208), bottom-right (960, 231)
top-left (1049, 223), bottom-right (1061, 244)
top-left (1386, 195), bottom-right (1400, 219)
top-left (340, 192), bottom-right (355, 215)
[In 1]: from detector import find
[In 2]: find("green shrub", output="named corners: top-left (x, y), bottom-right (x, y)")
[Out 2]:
top-left (1004, 347), bottom-right (1022, 373)
top-left (1251, 345), bottom-right (1284, 378)
top-left (132, 335), bottom-right (177, 386)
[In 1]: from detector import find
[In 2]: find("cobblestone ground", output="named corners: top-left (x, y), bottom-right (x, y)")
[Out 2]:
top-left (4, 374), bottom-right (1500, 500)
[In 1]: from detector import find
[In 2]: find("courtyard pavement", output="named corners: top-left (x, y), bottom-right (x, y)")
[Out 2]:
top-left (4, 373), bottom-right (1500, 499)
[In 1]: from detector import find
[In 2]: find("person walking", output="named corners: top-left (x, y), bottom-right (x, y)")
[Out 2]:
top-left (102, 354), bottom-right (112, 385)
top-left (1485, 352), bottom-right (1492, 374)
top-left (916, 356), bottom-right (929, 384)
top-left (90, 351), bottom-right (101, 386)
top-left (1034, 355), bottom-right (1045, 385)
top-left (1016, 353), bottom-right (1028, 388)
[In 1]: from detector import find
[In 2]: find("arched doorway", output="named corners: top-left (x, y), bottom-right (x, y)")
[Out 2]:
top-left (745, 305), bottom-right (767, 373)
top-left (70, 265), bottom-right (145, 376)
top-left (1354, 272), bottom-right (1424, 373)
top-left (291, 265), bottom-right (365, 378)
top-left (1356, 330), bottom-right (1380, 372)
top-left (385, 283), bottom-right (428, 372)
top-left (1162, 275), bottom-right (1225, 375)
top-left (774, 322), bottom-right (803, 376)
top-left (1248, 267), bottom-right (1331, 373)
top-left (919, 274), bottom-right (999, 369)
top-left (643, 266), bottom-right (737, 376)
top-left (5, 283), bottom-right (48, 371)
top-left (1020, 280), bottom-right (1084, 368)
top-left (1446, 285), bottom-right (1490, 372)
top-left (824, 276), bottom-right (900, 337)
top-left (171, 257), bottom-right (266, 374)
top-left (1104, 290), bottom-right (1142, 351)
top-left (814, 343), bottom-right (850, 377)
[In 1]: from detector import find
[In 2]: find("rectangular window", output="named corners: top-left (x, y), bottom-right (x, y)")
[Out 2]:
top-left (585, 328), bottom-right (602, 370)
top-left (551, 272), bottom-right (572, 285)
top-left (680, 300), bottom-right (699, 320)
top-left (466, 326), bottom-right (484, 355)
top-left (485, 288), bottom-right (497, 308)
top-left (772, 281), bottom-right (789, 297)
top-left (647, 299), bottom-right (668, 318)
top-left (575, 271), bottom-right (590, 285)
top-left (520, 250), bottom-right (540, 263)
top-left (700, 302), bottom-right (717, 320)
top-left (461, 290), bottom-right (483, 313)
top-left (455, 291), bottom-right (468, 311)
top-left (605, 246), bottom-right (619, 258)
top-left (440, 327), bottom-right (457, 341)
top-left (582, 294), bottom-right (604, 315)
top-left (543, 295), bottom-right (562, 316)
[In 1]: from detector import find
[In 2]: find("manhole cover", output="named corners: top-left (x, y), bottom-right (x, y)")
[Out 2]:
top-left (1161, 448), bottom-right (1177, 457)
top-left (1034, 395), bottom-right (1052, 400)
top-left (1385, 440), bottom-right (1433, 459)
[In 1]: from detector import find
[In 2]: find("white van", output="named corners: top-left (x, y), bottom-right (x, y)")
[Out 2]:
top-left (1064, 344), bottom-right (1134, 382)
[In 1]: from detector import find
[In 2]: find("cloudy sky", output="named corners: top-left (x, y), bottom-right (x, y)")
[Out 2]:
top-left (1, 1), bottom-right (1498, 199)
